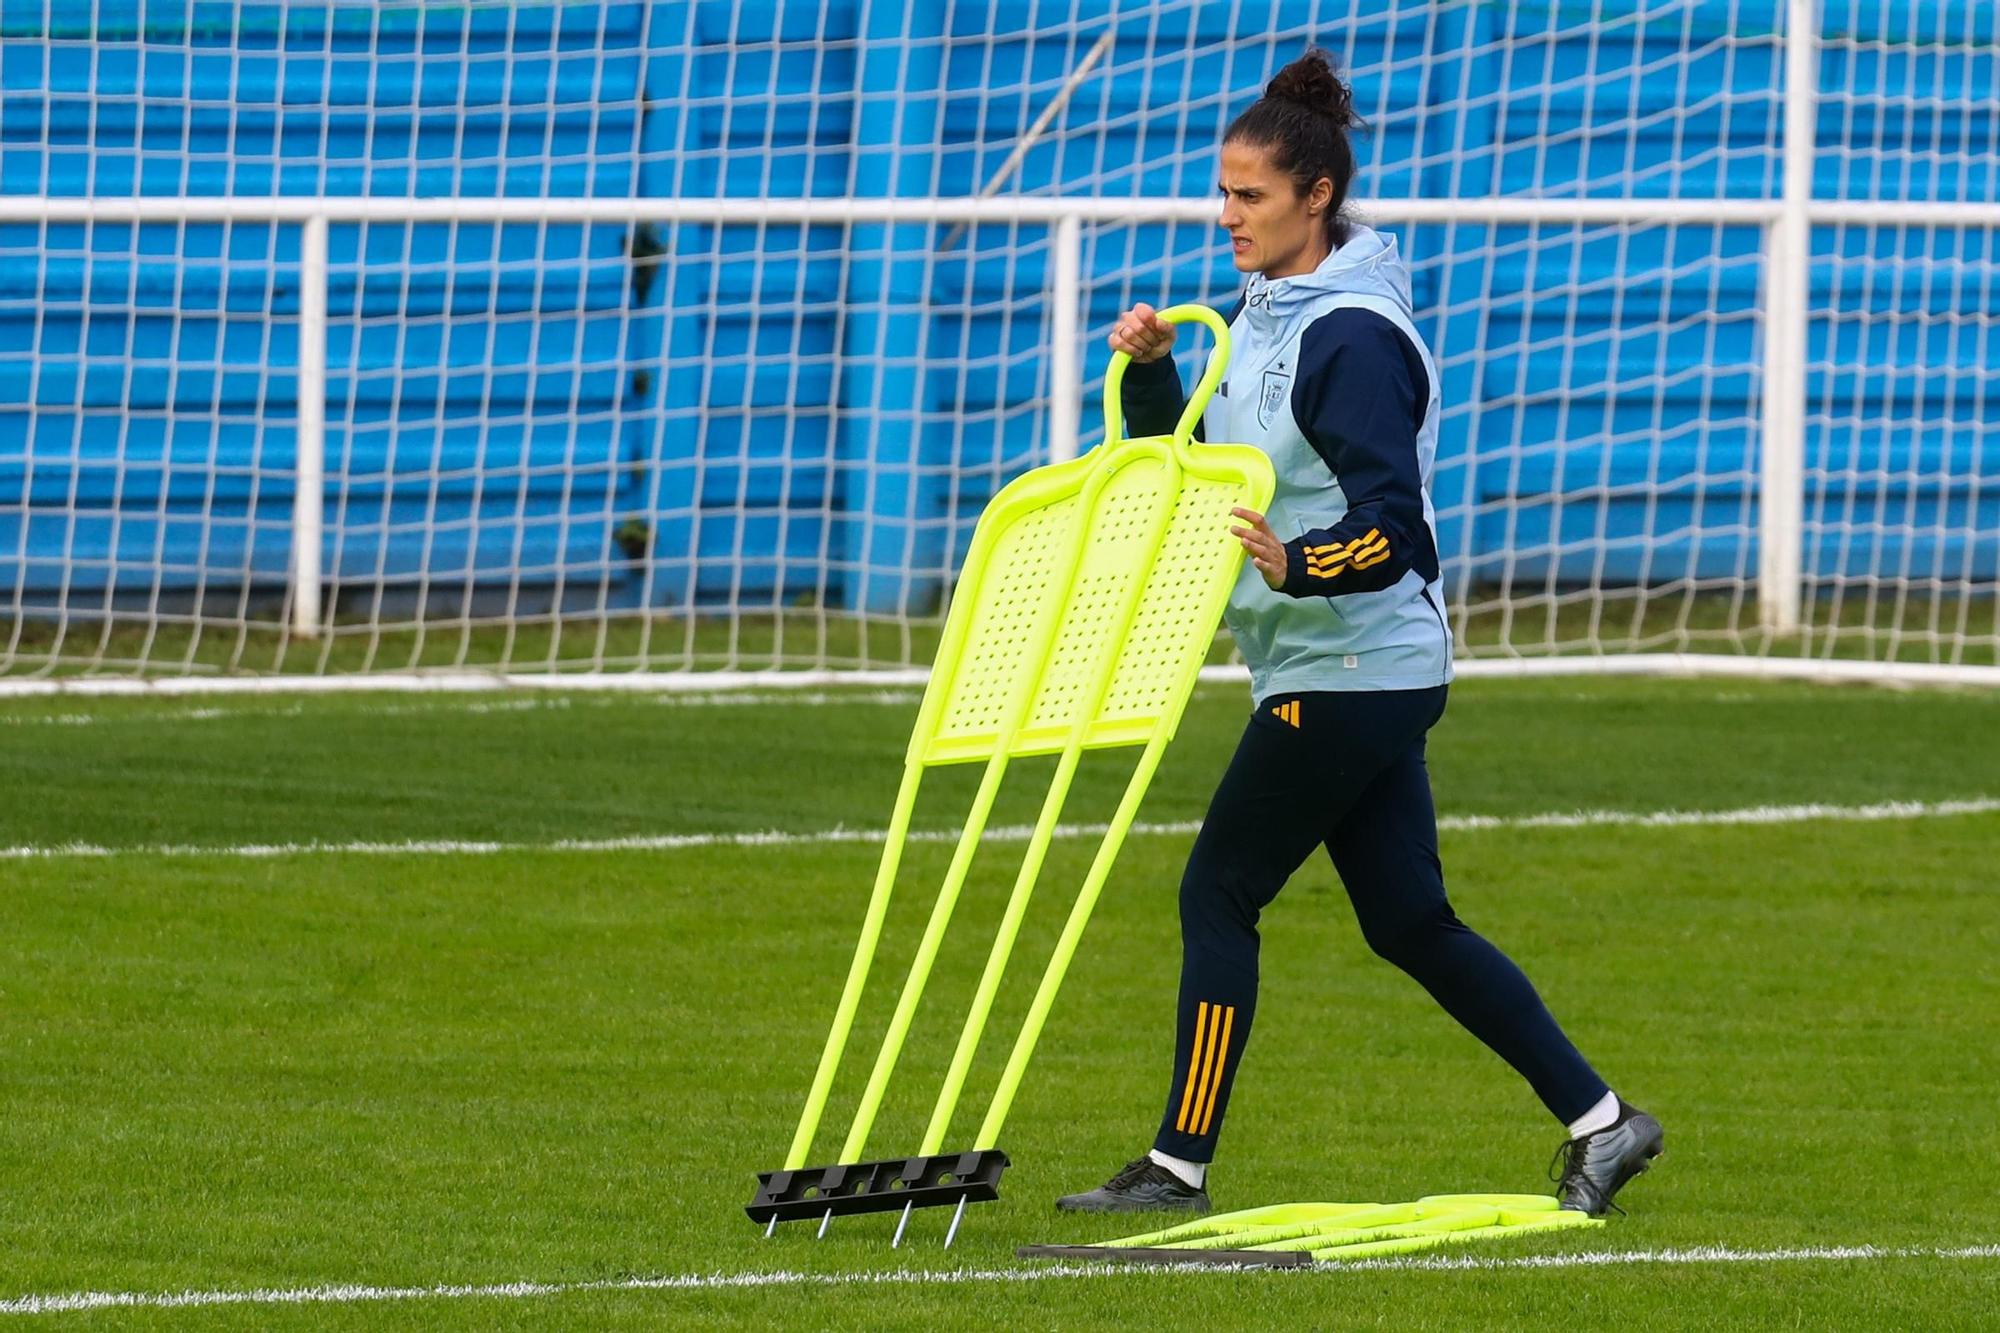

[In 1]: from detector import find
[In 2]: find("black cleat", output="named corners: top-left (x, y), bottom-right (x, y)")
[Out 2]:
top-left (1552, 1099), bottom-right (1665, 1216)
top-left (1055, 1158), bottom-right (1211, 1214)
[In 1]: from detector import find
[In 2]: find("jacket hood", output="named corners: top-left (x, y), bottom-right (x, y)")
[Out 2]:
top-left (1242, 223), bottom-right (1413, 322)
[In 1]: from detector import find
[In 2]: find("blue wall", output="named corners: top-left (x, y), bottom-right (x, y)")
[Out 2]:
top-left (2, 1), bottom-right (1995, 620)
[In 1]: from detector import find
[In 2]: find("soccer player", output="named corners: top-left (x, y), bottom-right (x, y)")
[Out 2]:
top-left (1056, 50), bottom-right (1663, 1218)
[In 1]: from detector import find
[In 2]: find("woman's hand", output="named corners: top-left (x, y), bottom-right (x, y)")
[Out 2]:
top-left (1108, 303), bottom-right (1177, 363)
top-left (1230, 507), bottom-right (1285, 589)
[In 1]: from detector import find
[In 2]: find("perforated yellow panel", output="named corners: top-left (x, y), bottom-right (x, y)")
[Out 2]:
top-left (1016, 455), bottom-right (1175, 750)
top-left (911, 304), bottom-right (1272, 768)
top-left (1094, 472), bottom-right (1252, 731)
top-left (925, 495), bottom-right (1081, 760)
top-left (918, 438), bottom-right (1270, 766)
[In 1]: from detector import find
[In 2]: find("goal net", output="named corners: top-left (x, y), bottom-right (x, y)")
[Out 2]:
top-left (2, 1), bottom-right (1995, 687)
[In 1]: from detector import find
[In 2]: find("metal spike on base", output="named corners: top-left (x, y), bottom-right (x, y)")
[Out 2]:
top-left (1017, 1194), bottom-right (1604, 1265)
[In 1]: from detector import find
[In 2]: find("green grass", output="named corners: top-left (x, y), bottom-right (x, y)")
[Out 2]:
top-left (2, 677), bottom-right (1998, 1327)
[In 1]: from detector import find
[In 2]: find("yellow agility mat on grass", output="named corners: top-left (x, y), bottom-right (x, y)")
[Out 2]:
top-left (1018, 1194), bottom-right (1603, 1266)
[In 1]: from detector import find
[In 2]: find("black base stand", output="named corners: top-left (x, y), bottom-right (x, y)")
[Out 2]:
top-left (746, 1148), bottom-right (1010, 1225)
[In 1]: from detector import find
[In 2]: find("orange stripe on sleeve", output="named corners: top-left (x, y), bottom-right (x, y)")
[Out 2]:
top-left (1350, 538), bottom-right (1391, 569)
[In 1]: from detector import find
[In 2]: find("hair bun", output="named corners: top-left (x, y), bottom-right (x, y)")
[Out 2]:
top-left (1265, 48), bottom-right (1358, 128)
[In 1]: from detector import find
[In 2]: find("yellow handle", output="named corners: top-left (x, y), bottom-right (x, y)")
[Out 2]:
top-left (1101, 303), bottom-right (1232, 449)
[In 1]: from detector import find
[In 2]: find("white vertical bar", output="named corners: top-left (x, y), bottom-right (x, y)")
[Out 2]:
top-left (1758, 0), bottom-right (1817, 634)
top-left (291, 212), bottom-right (328, 639)
top-left (1047, 212), bottom-right (1083, 463)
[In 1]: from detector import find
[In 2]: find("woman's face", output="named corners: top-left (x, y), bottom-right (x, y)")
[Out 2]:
top-left (1217, 139), bottom-right (1333, 279)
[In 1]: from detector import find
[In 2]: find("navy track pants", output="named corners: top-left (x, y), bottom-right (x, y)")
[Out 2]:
top-left (1153, 685), bottom-right (1609, 1163)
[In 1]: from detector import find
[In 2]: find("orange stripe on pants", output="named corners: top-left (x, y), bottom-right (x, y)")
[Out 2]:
top-left (1197, 1005), bottom-right (1236, 1135)
top-left (1186, 1004), bottom-right (1227, 1135)
top-left (1174, 1001), bottom-right (1210, 1132)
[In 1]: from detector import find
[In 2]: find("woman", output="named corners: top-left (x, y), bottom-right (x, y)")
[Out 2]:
top-left (1056, 50), bottom-right (1662, 1218)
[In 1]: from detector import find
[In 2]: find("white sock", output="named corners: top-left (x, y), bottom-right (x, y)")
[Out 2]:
top-left (1567, 1089), bottom-right (1621, 1140)
top-left (1148, 1148), bottom-right (1207, 1188)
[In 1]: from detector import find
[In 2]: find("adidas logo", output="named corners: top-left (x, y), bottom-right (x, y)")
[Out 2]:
top-left (1270, 700), bottom-right (1300, 728)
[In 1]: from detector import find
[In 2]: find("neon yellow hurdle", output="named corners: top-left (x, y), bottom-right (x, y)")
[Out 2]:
top-left (747, 306), bottom-right (1274, 1240)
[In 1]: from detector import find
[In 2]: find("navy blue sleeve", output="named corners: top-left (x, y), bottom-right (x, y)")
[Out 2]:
top-left (1117, 353), bottom-right (1188, 439)
top-left (1276, 308), bottom-right (1440, 598)
top-left (1113, 299), bottom-right (1243, 443)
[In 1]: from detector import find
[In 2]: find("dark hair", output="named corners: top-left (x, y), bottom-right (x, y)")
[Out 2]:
top-left (1224, 49), bottom-right (1365, 247)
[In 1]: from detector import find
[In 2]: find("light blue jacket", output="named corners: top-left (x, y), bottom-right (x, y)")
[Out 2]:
top-left (1123, 224), bottom-right (1454, 698)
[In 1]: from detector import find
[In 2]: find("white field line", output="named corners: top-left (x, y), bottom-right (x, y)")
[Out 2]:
top-left (0, 689), bottom-right (928, 726)
top-left (7, 659), bottom-right (2000, 714)
top-left (0, 685), bottom-right (1792, 727)
top-left (4, 653), bottom-right (2000, 698)
top-left (3, 798), bottom-right (1996, 862)
top-left (8, 667), bottom-right (1996, 726)
top-left (0, 668), bottom-right (943, 698)
top-left (4, 1244), bottom-right (1997, 1316)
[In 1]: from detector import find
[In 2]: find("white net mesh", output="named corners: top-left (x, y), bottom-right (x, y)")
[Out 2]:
top-left (1802, 7), bottom-right (1999, 667)
top-left (1, 0), bottom-right (1995, 683)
